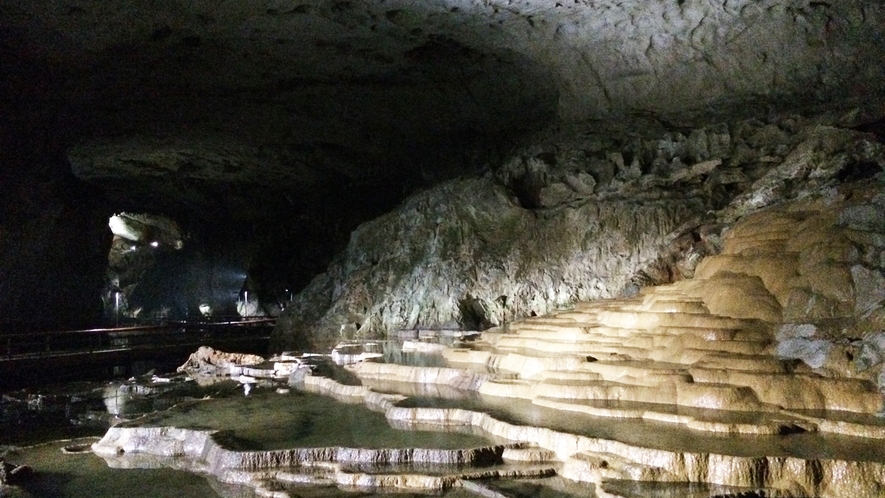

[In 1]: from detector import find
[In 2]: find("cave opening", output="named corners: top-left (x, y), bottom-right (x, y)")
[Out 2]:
top-left (103, 212), bottom-right (253, 323)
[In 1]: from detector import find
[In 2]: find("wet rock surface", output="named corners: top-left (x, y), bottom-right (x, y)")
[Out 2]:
top-left (76, 178), bottom-right (885, 494)
top-left (177, 347), bottom-right (267, 377)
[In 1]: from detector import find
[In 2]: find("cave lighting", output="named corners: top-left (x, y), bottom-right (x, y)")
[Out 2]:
top-left (113, 290), bottom-right (122, 326)
top-left (150, 241), bottom-right (159, 247)
top-left (108, 214), bottom-right (140, 241)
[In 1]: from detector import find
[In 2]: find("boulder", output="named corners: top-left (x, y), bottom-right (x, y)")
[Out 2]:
top-left (177, 346), bottom-right (265, 377)
top-left (0, 459), bottom-right (33, 486)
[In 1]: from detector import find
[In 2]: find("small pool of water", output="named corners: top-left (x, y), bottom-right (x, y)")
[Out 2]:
top-left (395, 395), bottom-right (885, 462)
top-left (3, 439), bottom-right (231, 498)
top-left (476, 475), bottom-right (598, 498)
top-left (132, 387), bottom-right (493, 451)
top-left (379, 351), bottom-right (450, 368)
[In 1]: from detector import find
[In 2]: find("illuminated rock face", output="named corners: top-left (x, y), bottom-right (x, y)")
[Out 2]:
top-left (460, 182), bottom-right (885, 415)
top-left (3, 2), bottom-right (884, 492)
top-left (332, 183), bottom-right (885, 496)
top-left (274, 120), bottom-right (884, 350)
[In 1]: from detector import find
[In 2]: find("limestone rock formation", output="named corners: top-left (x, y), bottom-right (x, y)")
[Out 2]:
top-left (177, 346), bottom-right (266, 377)
top-left (2, 0), bottom-right (884, 335)
top-left (3, 0), bottom-right (885, 493)
top-left (274, 176), bottom-right (704, 350)
top-left (86, 184), bottom-right (885, 495)
top-left (274, 119), bottom-right (884, 350)
top-left (334, 183), bottom-right (885, 496)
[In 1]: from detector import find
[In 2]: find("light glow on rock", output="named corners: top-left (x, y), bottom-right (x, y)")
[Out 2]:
top-left (108, 214), bottom-right (141, 241)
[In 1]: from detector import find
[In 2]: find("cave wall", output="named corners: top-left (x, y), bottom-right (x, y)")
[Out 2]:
top-left (272, 114), bottom-right (885, 351)
top-left (0, 134), bottom-right (111, 332)
top-left (273, 177), bottom-right (703, 351)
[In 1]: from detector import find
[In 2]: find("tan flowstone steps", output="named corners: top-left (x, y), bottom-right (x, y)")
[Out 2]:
top-left (624, 293), bottom-right (711, 314)
top-left (621, 334), bottom-right (770, 355)
top-left (533, 370), bottom-right (605, 382)
top-left (688, 368), bottom-right (883, 413)
top-left (353, 198), bottom-right (885, 492)
top-left (652, 326), bottom-right (772, 342)
top-left (721, 236), bottom-right (790, 255)
top-left (577, 361), bottom-right (715, 387)
top-left (344, 193), bottom-right (885, 495)
top-left (564, 325), bottom-right (643, 339)
top-left (496, 329), bottom-right (591, 342)
top-left (690, 353), bottom-right (794, 372)
top-left (507, 378), bottom-right (768, 413)
top-left (532, 397), bottom-right (816, 436)
top-left (551, 311), bottom-right (600, 323)
top-left (493, 337), bottom-right (648, 358)
top-left (506, 323), bottom-right (591, 336)
top-left (631, 299), bottom-right (710, 314)
top-left (597, 310), bottom-right (759, 330)
top-left (517, 316), bottom-right (582, 326)
top-left (573, 299), bottom-right (641, 312)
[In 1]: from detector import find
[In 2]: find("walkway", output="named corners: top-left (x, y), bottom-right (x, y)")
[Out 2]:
top-left (0, 319), bottom-right (274, 388)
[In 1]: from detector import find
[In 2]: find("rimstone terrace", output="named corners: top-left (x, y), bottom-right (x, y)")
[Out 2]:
top-left (3, 1), bottom-right (885, 496)
top-left (93, 185), bottom-right (885, 498)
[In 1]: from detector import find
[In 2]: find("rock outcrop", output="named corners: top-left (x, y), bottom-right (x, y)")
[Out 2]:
top-left (274, 118), bottom-right (885, 350)
top-left (177, 346), bottom-right (266, 377)
top-left (274, 176), bottom-right (702, 351)
top-left (335, 182), bottom-right (885, 496)
top-left (0, 458), bottom-right (32, 487)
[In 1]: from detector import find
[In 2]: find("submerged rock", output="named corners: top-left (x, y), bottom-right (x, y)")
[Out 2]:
top-left (0, 458), bottom-right (33, 486)
top-left (177, 346), bottom-right (265, 377)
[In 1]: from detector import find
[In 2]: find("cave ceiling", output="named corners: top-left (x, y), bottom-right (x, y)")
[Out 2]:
top-left (2, 0), bottom-right (884, 290)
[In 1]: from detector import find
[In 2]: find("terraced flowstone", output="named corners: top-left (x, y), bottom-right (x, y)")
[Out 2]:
top-left (89, 182), bottom-right (885, 497)
top-left (311, 369), bottom-right (885, 498)
top-left (90, 386), bottom-right (558, 497)
top-left (338, 184), bottom-right (885, 497)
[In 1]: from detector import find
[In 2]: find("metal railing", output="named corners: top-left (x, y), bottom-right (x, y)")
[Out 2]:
top-left (1, 318), bottom-right (275, 361)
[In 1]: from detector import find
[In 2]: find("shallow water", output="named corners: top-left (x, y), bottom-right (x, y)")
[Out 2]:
top-left (133, 386), bottom-right (492, 451)
top-left (4, 438), bottom-right (227, 498)
top-left (395, 395), bottom-right (885, 462)
top-left (5, 439), bottom-right (523, 498)
top-left (0, 376), bottom-right (494, 497)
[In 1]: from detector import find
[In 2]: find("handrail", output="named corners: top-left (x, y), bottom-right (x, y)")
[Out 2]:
top-left (1, 324), bottom-right (173, 339)
top-left (1, 318), bottom-right (275, 360)
top-left (1, 318), bottom-right (276, 338)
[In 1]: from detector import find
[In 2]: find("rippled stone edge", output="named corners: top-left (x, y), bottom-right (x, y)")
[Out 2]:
top-left (301, 371), bottom-right (885, 498)
top-left (90, 369), bottom-right (885, 497)
top-left (89, 386), bottom-right (531, 495)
